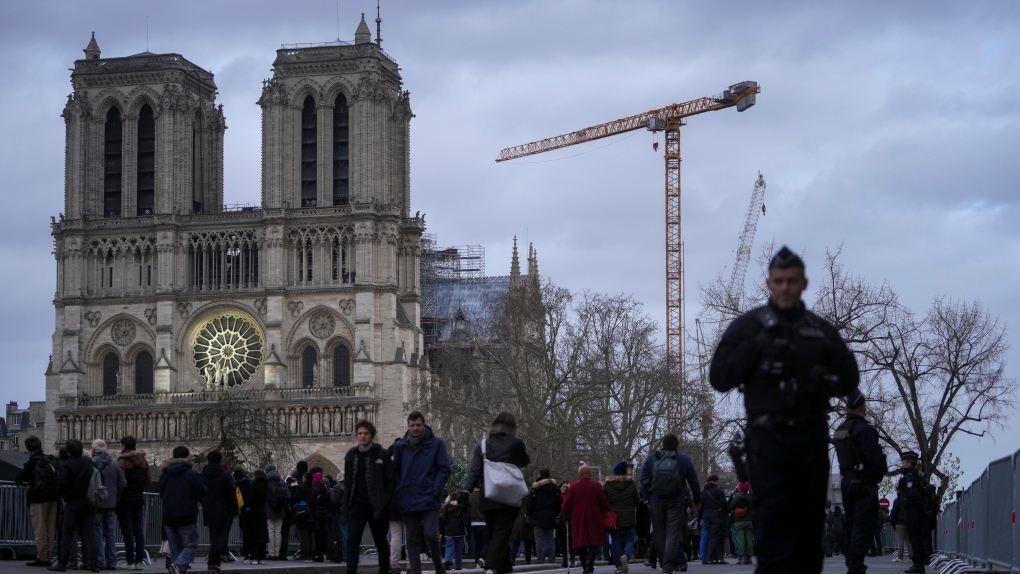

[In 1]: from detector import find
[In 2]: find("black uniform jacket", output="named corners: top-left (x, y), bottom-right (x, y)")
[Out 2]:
top-left (710, 298), bottom-right (859, 421)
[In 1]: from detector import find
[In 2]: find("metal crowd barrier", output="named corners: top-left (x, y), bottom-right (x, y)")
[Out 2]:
top-left (935, 446), bottom-right (1020, 573)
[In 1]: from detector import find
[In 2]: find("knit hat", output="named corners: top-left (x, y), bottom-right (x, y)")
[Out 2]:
top-left (613, 461), bottom-right (628, 476)
top-left (265, 464), bottom-right (277, 473)
top-left (578, 466), bottom-right (592, 480)
top-left (312, 472), bottom-right (323, 485)
top-left (738, 482), bottom-right (750, 492)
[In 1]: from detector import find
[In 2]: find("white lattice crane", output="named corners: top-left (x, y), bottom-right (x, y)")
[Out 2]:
top-left (726, 172), bottom-right (766, 311)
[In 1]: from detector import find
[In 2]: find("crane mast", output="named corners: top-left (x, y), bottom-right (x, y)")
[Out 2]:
top-left (727, 173), bottom-right (766, 309)
top-left (496, 81), bottom-right (760, 430)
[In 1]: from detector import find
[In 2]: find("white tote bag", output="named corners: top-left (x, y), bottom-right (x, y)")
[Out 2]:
top-left (481, 438), bottom-right (529, 507)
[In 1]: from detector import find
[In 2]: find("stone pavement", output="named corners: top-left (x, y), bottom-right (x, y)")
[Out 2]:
top-left (0, 556), bottom-right (928, 574)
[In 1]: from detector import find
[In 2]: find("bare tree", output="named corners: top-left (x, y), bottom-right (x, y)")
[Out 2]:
top-left (861, 297), bottom-right (1016, 501)
top-left (187, 393), bottom-right (299, 470)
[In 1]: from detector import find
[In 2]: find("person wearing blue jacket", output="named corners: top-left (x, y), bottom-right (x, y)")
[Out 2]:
top-left (639, 434), bottom-right (700, 574)
top-left (392, 411), bottom-right (451, 574)
top-left (158, 446), bottom-right (207, 574)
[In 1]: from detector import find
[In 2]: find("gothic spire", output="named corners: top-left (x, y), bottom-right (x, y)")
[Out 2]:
top-left (355, 14), bottom-right (372, 45)
top-left (84, 32), bottom-right (101, 60)
top-left (510, 235), bottom-right (521, 288)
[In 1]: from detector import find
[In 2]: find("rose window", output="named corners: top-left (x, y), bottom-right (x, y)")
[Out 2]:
top-left (192, 313), bottom-right (264, 389)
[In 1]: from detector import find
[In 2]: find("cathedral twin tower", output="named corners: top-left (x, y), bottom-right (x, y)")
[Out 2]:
top-left (46, 18), bottom-right (425, 467)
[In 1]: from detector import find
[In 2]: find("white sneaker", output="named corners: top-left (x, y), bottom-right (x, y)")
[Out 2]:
top-left (892, 558), bottom-right (901, 562)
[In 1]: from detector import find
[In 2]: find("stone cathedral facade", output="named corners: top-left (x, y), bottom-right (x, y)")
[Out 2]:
top-left (44, 18), bottom-right (425, 470)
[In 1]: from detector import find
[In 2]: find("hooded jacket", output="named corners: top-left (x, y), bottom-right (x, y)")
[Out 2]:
top-left (265, 466), bottom-right (288, 521)
top-left (464, 424), bottom-right (531, 512)
top-left (158, 457), bottom-right (206, 526)
top-left (92, 451), bottom-right (127, 510)
top-left (15, 450), bottom-right (61, 505)
top-left (700, 482), bottom-right (727, 521)
top-left (603, 475), bottom-right (640, 529)
top-left (529, 478), bottom-right (561, 530)
top-left (201, 463), bottom-right (238, 527)
top-left (392, 425), bottom-right (452, 513)
top-left (343, 442), bottom-right (393, 519)
top-left (117, 449), bottom-right (151, 508)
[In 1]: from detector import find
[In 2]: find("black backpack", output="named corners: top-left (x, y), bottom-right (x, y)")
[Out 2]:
top-left (33, 455), bottom-right (59, 498)
top-left (267, 480), bottom-right (289, 511)
top-left (650, 451), bottom-right (683, 498)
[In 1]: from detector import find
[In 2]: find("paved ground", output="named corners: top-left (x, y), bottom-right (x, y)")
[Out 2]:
top-left (0, 556), bottom-right (927, 574)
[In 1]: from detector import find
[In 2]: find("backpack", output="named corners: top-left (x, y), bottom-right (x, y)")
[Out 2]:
top-left (292, 499), bottom-right (310, 520)
top-left (268, 480), bottom-right (289, 511)
top-left (650, 451), bottom-right (682, 498)
top-left (87, 466), bottom-right (109, 506)
top-left (733, 492), bottom-right (749, 518)
top-left (32, 455), bottom-right (59, 498)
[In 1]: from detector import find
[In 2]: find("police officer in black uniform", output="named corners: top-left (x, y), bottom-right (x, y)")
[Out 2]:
top-left (710, 246), bottom-right (859, 574)
top-left (896, 451), bottom-right (929, 573)
top-left (833, 390), bottom-right (887, 574)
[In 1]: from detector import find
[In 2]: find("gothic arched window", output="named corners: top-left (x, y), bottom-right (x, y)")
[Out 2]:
top-left (137, 105), bottom-right (155, 215)
top-left (102, 353), bottom-right (120, 396)
top-left (301, 96), bottom-right (317, 207)
top-left (333, 345), bottom-right (351, 387)
top-left (302, 346), bottom-right (317, 388)
top-left (104, 108), bottom-right (123, 217)
top-left (332, 93), bottom-right (349, 205)
top-left (135, 351), bottom-right (153, 394)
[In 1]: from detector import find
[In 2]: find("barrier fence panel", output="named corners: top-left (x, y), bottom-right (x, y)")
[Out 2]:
top-left (0, 482), bottom-right (34, 545)
top-left (986, 456), bottom-right (1013, 569)
top-left (938, 500), bottom-right (956, 555)
top-left (1013, 448), bottom-right (1020, 574)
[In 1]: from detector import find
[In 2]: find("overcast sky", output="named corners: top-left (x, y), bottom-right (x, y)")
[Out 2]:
top-left (1, 1), bottom-right (1017, 486)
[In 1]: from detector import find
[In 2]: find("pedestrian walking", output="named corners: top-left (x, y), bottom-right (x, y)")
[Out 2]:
top-left (560, 466), bottom-right (609, 574)
top-left (639, 433), bottom-right (701, 573)
top-left (116, 436), bottom-right (151, 570)
top-left (464, 411), bottom-right (531, 574)
top-left (343, 420), bottom-right (393, 574)
top-left (529, 469), bottom-right (560, 564)
top-left (700, 475), bottom-right (728, 565)
top-left (240, 470), bottom-right (270, 564)
top-left (440, 490), bottom-right (470, 570)
top-left (603, 462), bottom-right (640, 573)
top-left (16, 435), bottom-right (60, 567)
top-left (889, 497), bottom-right (909, 563)
top-left (158, 446), bottom-right (207, 574)
top-left (91, 440), bottom-right (126, 571)
top-left (729, 482), bottom-right (753, 565)
top-left (200, 450), bottom-right (238, 572)
top-left (833, 390), bottom-right (888, 574)
top-left (710, 245), bottom-right (859, 573)
top-left (387, 437), bottom-right (406, 574)
top-left (393, 411), bottom-right (452, 574)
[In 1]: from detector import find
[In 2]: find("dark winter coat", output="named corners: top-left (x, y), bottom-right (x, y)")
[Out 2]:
top-left (313, 481), bottom-right (331, 522)
top-left (16, 450), bottom-right (60, 505)
top-left (265, 468), bottom-right (288, 521)
top-left (201, 463), bottom-right (238, 527)
top-left (159, 457), bottom-right (207, 526)
top-left (440, 491), bottom-right (470, 537)
top-left (889, 497), bottom-right (902, 527)
top-left (729, 491), bottom-right (752, 523)
top-left (830, 507), bottom-right (846, 540)
top-left (385, 442), bottom-right (404, 521)
top-left (117, 450), bottom-right (151, 508)
top-left (240, 482), bottom-right (269, 545)
top-left (603, 475), bottom-right (640, 529)
top-left (700, 482), bottom-right (727, 521)
top-left (92, 451), bottom-right (127, 510)
top-left (392, 425), bottom-right (452, 513)
top-left (291, 482), bottom-right (318, 530)
top-left (58, 455), bottom-right (93, 503)
top-left (464, 424), bottom-right (531, 512)
top-left (343, 443), bottom-right (394, 519)
top-left (529, 478), bottom-right (562, 530)
top-left (560, 477), bottom-right (610, 548)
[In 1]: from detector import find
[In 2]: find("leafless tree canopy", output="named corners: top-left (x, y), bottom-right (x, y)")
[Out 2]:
top-left (187, 393), bottom-right (299, 470)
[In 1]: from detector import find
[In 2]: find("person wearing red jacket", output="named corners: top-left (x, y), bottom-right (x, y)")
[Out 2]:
top-left (561, 466), bottom-right (610, 574)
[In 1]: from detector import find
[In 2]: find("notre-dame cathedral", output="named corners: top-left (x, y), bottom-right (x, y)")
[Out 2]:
top-left (43, 16), bottom-right (425, 472)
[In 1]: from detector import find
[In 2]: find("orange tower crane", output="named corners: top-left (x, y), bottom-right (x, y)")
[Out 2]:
top-left (496, 81), bottom-right (760, 429)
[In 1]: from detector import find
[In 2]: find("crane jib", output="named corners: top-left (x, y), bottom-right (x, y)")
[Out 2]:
top-left (494, 82), bottom-right (759, 162)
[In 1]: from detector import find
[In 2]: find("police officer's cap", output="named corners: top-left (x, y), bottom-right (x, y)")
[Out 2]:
top-left (769, 245), bottom-right (805, 270)
top-left (846, 389), bottom-right (866, 409)
top-left (900, 450), bottom-right (919, 461)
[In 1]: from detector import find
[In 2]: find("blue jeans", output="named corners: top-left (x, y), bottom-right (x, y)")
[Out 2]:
top-left (445, 535), bottom-right (455, 561)
top-left (700, 520), bottom-right (709, 562)
top-left (94, 508), bottom-right (117, 567)
top-left (117, 505), bottom-right (146, 564)
top-left (166, 523), bottom-right (199, 574)
top-left (608, 526), bottom-right (636, 567)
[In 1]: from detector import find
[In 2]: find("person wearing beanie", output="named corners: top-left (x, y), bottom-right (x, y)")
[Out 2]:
top-left (710, 245), bottom-right (859, 574)
top-left (639, 433), bottom-right (701, 573)
top-left (529, 468), bottom-right (560, 565)
top-left (833, 389), bottom-right (887, 573)
top-left (603, 462), bottom-right (639, 573)
top-left (158, 445), bottom-right (206, 574)
top-left (729, 482), bottom-right (753, 565)
top-left (561, 466), bottom-right (610, 574)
